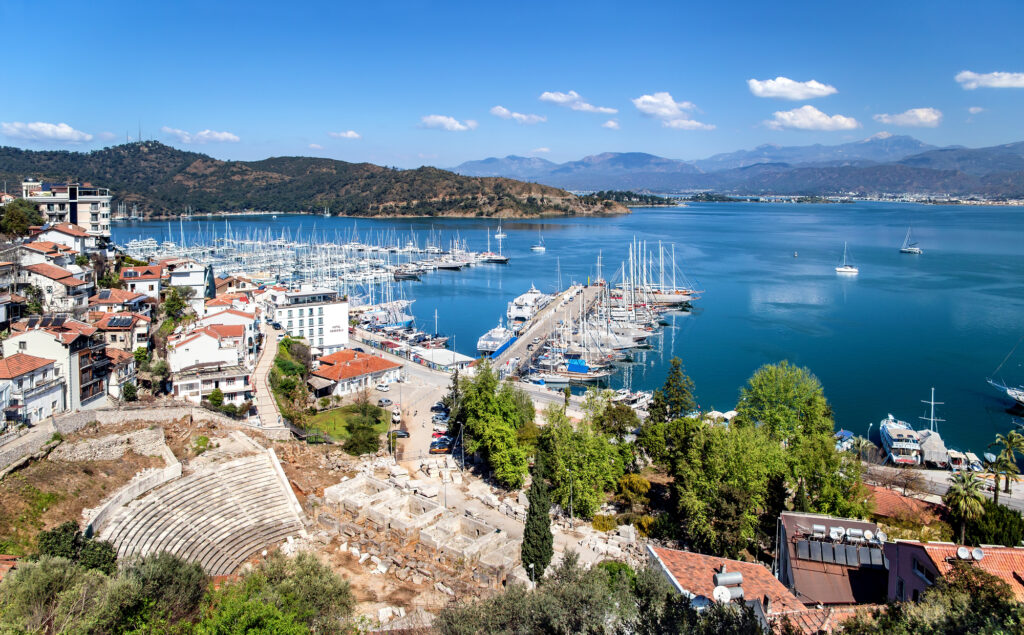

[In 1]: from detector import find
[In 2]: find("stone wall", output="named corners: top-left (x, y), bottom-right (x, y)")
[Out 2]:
top-left (52, 404), bottom-right (293, 440)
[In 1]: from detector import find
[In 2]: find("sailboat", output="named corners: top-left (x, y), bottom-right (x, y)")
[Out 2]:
top-left (835, 242), bottom-right (859, 275)
top-left (530, 232), bottom-right (546, 252)
top-left (987, 336), bottom-right (1024, 406)
top-left (900, 227), bottom-right (922, 254)
top-left (494, 223), bottom-right (507, 239)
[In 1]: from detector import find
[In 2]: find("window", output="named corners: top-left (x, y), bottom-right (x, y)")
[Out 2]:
top-left (287, 320), bottom-right (293, 329)
top-left (308, 308), bottom-right (313, 316)
top-left (288, 309), bottom-right (293, 318)
top-left (51, 400), bottom-right (57, 410)
top-left (318, 307), bottom-right (323, 315)
top-left (299, 319), bottom-right (304, 327)
top-left (318, 328), bottom-right (323, 336)
top-left (18, 341), bottom-right (26, 351)
top-left (912, 557), bottom-right (935, 584)
top-left (318, 317), bottom-right (323, 325)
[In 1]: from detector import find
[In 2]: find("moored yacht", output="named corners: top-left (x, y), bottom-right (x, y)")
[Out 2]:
top-left (835, 242), bottom-right (859, 275)
top-left (900, 227), bottom-right (922, 254)
top-left (879, 414), bottom-right (921, 465)
top-left (507, 284), bottom-right (552, 328)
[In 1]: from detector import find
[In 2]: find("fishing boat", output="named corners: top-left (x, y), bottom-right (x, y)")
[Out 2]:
top-left (899, 227), bottom-right (922, 254)
top-left (879, 414), bottom-right (921, 465)
top-left (477, 319), bottom-right (514, 357)
top-left (531, 233), bottom-right (546, 252)
top-left (835, 242), bottom-right (859, 275)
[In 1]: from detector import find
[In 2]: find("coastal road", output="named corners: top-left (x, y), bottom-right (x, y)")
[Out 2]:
top-left (867, 463), bottom-right (1024, 513)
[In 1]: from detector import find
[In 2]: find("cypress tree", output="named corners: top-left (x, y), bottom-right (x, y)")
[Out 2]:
top-left (662, 357), bottom-right (696, 420)
top-left (521, 453), bottom-right (553, 581)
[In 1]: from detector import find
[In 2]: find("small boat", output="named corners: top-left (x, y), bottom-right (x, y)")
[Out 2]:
top-left (494, 224), bottom-right (507, 239)
top-left (965, 451), bottom-right (984, 472)
top-left (531, 232), bottom-right (546, 252)
top-left (947, 449), bottom-right (968, 471)
top-left (987, 337), bottom-right (1024, 406)
top-left (879, 414), bottom-right (921, 465)
top-left (900, 227), bottom-right (922, 254)
top-left (835, 242), bottom-right (859, 275)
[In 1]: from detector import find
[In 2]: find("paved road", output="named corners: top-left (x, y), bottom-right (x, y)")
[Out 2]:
top-left (492, 285), bottom-right (602, 371)
top-left (868, 462), bottom-right (1024, 512)
top-left (252, 322), bottom-right (283, 427)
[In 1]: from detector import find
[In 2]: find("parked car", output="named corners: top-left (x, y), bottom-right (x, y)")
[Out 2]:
top-left (430, 402), bottom-right (448, 413)
top-left (432, 431), bottom-right (447, 439)
top-left (388, 430), bottom-right (410, 439)
top-left (376, 383), bottom-right (390, 392)
top-left (377, 398), bottom-right (393, 407)
top-left (429, 445), bottom-right (451, 455)
top-left (431, 413), bottom-right (449, 424)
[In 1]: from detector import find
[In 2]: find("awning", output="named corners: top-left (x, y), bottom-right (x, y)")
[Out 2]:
top-left (307, 376), bottom-right (335, 390)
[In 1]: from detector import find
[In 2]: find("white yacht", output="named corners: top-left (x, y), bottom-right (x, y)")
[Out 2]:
top-left (531, 232), bottom-right (546, 252)
top-left (879, 414), bottom-right (921, 465)
top-left (506, 284), bottom-right (552, 327)
top-left (835, 242), bottom-right (859, 275)
top-left (494, 224), bottom-right (507, 239)
top-left (477, 319), bottom-right (514, 357)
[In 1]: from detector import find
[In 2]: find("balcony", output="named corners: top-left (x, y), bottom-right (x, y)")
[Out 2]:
top-left (13, 377), bottom-right (63, 401)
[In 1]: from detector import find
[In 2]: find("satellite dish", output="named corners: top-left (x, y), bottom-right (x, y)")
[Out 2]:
top-left (712, 586), bottom-right (732, 604)
top-left (957, 546), bottom-right (971, 560)
top-left (876, 531), bottom-right (888, 543)
top-left (864, 530), bottom-right (875, 542)
top-left (973, 548), bottom-right (985, 561)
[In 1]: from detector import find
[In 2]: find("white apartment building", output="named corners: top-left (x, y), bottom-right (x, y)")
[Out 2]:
top-left (162, 259), bottom-right (215, 299)
top-left (267, 286), bottom-right (349, 354)
top-left (21, 179), bottom-right (112, 240)
top-left (0, 353), bottom-right (66, 424)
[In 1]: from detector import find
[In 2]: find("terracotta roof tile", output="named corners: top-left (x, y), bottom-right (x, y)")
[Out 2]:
top-left (0, 353), bottom-right (55, 379)
top-left (313, 351), bottom-right (401, 382)
top-left (771, 604), bottom-right (882, 634)
top-left (104, 348), bottom-right (134, 364)
top-left (120, 265), bottom-right (164, 281)
top-left (44, 223), bottom-right (90, 238)
top-left (649, 546), bottom-right (805, 613)
top-left (24, 263), bottom-right (86, 286)
top-left (89, 288), bottom-right (147, 304)
top-left (917, 542), bottom-right (1024, 601)
top-left (23, 241), bottom-right (77, 255)
top-left (866, 484), bottom-right (943, 524)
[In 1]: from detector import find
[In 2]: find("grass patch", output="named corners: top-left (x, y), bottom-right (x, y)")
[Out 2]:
top-left (307, 403), bottom-right (388, 441)
top-left (0, 478), bottom-right (63, 555)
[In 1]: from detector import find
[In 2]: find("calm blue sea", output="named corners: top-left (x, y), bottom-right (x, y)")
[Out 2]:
top-left (113, 202), bottom-right (1024, 455)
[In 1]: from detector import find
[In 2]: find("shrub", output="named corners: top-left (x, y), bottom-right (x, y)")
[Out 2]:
top-left (592, 514), bottom-right (618, 532)
top-left (219, 403), bottom-right (238, 417)
top-left (193, 436), bottom-right (210, 455)
top-left (208, 388), bottom-right (224, 408)
top-left (122, 382), bottom-right (138, 402)
top-left (35, 522), bottom-right (116, 575)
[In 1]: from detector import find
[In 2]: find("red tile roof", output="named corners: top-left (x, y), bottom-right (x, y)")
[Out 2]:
top-left (649, 546), bottom-right (805, 613)
top-left (169, 324), bottom-right (243, 348)
top-left (23, 241), bottom-right (77, 256)
top-left (11, 317), bottom-right (98, 344)
top-left (866, 484), bottom-right (943, 524)
top-left (23, 263), bottom-right (87, 286)
top-left (313, 350), bottom-right (401, 383)
top-left (914, 542), bottom-right (1024, 601)
top-left (205, 324), bottom-right (244, 339)
top-left (41, 223), bottom-right (90, 238)
top-left (89, 288), bottom-right (147, 305)
top-left (770, 605), bottom-right (881, 634)
top-left (0, 353), bottom-right (55, 379)
top-left (104, 348), bottom-right (134, 364)
top-left (204, 308), bottom-right (255, 320)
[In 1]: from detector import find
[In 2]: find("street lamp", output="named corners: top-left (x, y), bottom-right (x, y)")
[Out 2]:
top-left (529, 563), bottom-right (535, 586)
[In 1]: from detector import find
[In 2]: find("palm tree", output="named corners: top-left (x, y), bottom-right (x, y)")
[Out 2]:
top-left (944, 471), bottom-right (986, 544)
top-left (851, 436), bottom-right (874, 462)
top-left (990, 430), bottom-right (1024, 462)
top-left (983, 455), bottom-right (1004, 505)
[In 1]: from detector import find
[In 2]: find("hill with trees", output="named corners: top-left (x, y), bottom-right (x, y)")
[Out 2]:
top-left (0, 142), bottom-right (628, 218)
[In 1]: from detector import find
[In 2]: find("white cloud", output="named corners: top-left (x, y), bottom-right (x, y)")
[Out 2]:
top-left (956, 70), bottom-right (1024, 89)
top-left (538, 90), bottom-right (617, 114)
top-left (968, 106), bottom-right (985, 114)
top-left (747, 76), bottom-right (837, 100)
top-left (530, 147), bottom-right (550, 154)
top-left (766, 105), bottom-right (860, 131)
top-left (161, 126), bottom-right (239, 143)
top-left (328, 130), bottom-right (361, 139)
top-left (490, 106), bottom-right (545, 124)
top-left (309, 143), bottom-right (324, 150)
top-left (0, 121), bottom-right (92, 142)
top-left (631, 92), bottom-right (714, 130)
top-left (602, 119), bottom-right (620, 129)
top-left (873, 107), bottom-right (942, 127)
top-left (420, 115), bottom-right (477, 131)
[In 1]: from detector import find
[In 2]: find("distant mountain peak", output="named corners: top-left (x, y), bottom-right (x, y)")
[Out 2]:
top-left (868, 131), bottom-right (893, 140)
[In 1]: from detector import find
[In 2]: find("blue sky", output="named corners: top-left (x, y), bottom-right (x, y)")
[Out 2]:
top-left (2, 0), bottom-right (1023, 167)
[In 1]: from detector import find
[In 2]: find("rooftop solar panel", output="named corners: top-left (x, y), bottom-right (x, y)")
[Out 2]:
top-left (846, 544), bottom-right (859, 566)
top-left (810, 541), bottom-right (822, 562)
top-left (821, 542), bottom-right (835, 564)
top-left (859, 546), bottom-right (872, 566)
top-left (833, 543), bottom-right (847, 566)
top-left (870, 548), bottom-right (883, 567)
top-left (797, 540), bottom-right (810, 560)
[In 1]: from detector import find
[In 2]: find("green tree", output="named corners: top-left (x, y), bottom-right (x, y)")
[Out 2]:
top-left (208, 387), bottom-right (224, 408)
top-left (539, 405), bottom-right (623, 518)
top-left (35, 521), bottom-right (117, 575)
top-left (122, 382), bottom-right (138, 402)
top-left (521, 453), bottom-right (554, 580)
top-left (75, 254), bottom-right (89, 267)
top-left (661, 357), bottom-right (696, 420)
top-left (787, 432), bottom-right (870, 518)
top-left (195, 588), bottom-right (307, 635)
top-left (344, 413), bottom-right (381, 456)
top-left (851, 435), bottom-right (874, 461)
top-left (944, 471), bottom-right (986, 544)
top-left (162, 287), bottom-right (188, 320)
top-left (597, 402), bottom-right (641, 439)
top-left (735, 361), bottom-right (833, 444)
top-left (964, 498), bottom-right (1024, 547)
top-left (618, 473), bottom-right (651, 512)
top-left (133, 347), bottom-right (149, 365)
top-left (1, 199), bottom-right (44, 236)
top-left (989, 431), bottom-right (1024, 495)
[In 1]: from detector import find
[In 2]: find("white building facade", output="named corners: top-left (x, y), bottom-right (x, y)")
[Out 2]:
top-left (268, 287), bottom-right (349, 354)
top-left (20, 179), bottom-right (112, 239)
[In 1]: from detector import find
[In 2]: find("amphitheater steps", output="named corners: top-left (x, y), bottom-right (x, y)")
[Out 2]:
top-left (102, 453), bottom-right (304, 575)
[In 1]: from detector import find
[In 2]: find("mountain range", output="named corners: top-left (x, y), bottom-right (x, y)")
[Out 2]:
top-left (453, 136), bottom-right (1024, 197)
top-left (0, 143), bottom-right (626, 218)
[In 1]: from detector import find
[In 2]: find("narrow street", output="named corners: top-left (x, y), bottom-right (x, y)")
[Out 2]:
top-left (251, 322), bottom-right (283, 427)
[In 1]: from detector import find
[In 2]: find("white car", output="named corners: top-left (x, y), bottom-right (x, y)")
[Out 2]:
top-left (376, 383), bottom-right (390, 392)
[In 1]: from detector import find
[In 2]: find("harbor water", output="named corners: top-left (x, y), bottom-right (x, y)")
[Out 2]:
top-left (112, 202), bottom-right (1024, 455)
